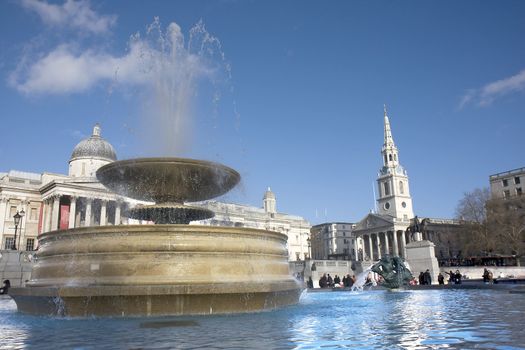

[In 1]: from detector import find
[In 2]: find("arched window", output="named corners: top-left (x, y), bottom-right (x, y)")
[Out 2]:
top-left (384, 182), bottom-right (390, 196)
top-left (399, 181), bottom-right (404, 194)
top-left (389, 154), bottom-right (393, 161)
top-left (384, 154), bottom-right (387, 164)
top-left (394, 154), bottom-right (397, 161)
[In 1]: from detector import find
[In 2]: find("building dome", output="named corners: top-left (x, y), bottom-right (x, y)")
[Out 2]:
top-left (70, 124), bottom-right (117, 162)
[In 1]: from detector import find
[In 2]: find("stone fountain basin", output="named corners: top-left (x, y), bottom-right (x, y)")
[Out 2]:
top-left (96, 157), bottom-right (241, 204)
top-left (9, 225), bottom-right (302, 317)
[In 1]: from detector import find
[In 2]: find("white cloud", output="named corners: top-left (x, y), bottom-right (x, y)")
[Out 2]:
top-left (20, 0), bottom-right (116, 34)
top-left (8, 22), bottom-right (212, 95)
top-left (10, 43), bottom-right (145, 94)
top-left (459, 69), bottom-right (525, 108)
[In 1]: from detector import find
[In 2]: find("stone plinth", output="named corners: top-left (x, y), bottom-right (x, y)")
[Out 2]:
top-left (405, 240), bottom-right (440, 284)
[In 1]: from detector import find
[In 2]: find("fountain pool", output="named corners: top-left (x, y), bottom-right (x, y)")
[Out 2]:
top-left (1, 289), bottom-right (524, 349)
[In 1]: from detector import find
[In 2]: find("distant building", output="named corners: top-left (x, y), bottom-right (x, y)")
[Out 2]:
top-left (0, 124), bottom-right (133, 251)
top-left (310, 222), bottom-right (355, 260)
top-left (489, 167), bottom-right (524, 200)
top-left (195, 188), bottom-right (311, 262)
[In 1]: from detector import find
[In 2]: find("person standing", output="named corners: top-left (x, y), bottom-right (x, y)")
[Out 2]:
top-left (423, 269), bottom-right (432, 285)
top-left (438, 273), bottom-right (445, 285)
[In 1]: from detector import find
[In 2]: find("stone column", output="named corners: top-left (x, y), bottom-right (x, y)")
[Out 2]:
top-left (400, 230), bottom-right (407, 258)
top-left (384, 231), bottom-right (390, 255)
top-left (367, 234), bottom-right (373, 261)
top-left (376, 234), bottom-right (382, 260)
top-left (353, 239), bottom-right (359, 261)
top-left (68, 196), bottom-right (77, 229)
top-left (44, 199), bottom-right (52, 233)
top-left (100, 200), bottom-right (107, 226)
top-left (0, 197), bottom-right (8, 238)
top-left (85, 198), bottom-right (92, 227)
top-left (114, 203), bottom-right (121, 225)
top-left (51, 196), bottom-right (60, 231)
top-left (392, 230), bottom-right (399, 257)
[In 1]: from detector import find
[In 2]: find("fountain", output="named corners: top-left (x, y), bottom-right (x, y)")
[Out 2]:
top-left (370, 255), bottom-right (413, 289)
top-left (8, 157), bottom-right (302, 316)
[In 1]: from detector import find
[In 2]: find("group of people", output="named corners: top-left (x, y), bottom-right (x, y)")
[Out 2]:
top-left (445, 270), bottom-right (463, 284)
top-left (316, 273), bottom-right (357, 288)
top-left (418, 270), bottom-right (433, 285)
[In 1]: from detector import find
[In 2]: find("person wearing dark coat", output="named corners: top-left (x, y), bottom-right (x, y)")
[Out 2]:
top-left (319, 274), bottom-right (328, 288)
top-left (307, 277), bottom-right (314, 289)
top-left (418, 272), bottom-right (425, 285)
top-left (0, 280), bottom-right (10, 295)
top-left (423, 269), bottom-right (432, 285)
top-left (438, 273), bottom-right (445, 285)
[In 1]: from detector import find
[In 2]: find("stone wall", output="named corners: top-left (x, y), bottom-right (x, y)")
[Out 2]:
top-left (0, 250), bottom-right (34, 287)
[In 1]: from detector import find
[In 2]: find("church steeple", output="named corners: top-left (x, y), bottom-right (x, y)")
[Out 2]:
top-left (376, 106), bottom-right (414, 221)
top-left (381, 104), bottom-right (399, 168)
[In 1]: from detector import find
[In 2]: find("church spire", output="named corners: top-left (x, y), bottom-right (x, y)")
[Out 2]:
top-left (381, 105), bottom-right (399, 168)
top-left (383, 104), bottom-right (395, 148)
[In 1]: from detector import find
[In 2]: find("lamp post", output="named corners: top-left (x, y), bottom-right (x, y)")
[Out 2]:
top-left (12, 211), bottom-right (24, 250)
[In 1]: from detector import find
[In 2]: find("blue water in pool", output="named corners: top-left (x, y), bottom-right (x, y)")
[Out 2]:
top-left (1, 289), bottom-right (524, 349)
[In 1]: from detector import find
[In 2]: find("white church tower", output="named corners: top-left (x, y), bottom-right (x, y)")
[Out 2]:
top-left (376, 106), bottom-right (414, 221)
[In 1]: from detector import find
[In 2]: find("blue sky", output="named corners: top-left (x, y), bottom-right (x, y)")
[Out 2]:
top-left (0, 1), bottom-right (524, 224)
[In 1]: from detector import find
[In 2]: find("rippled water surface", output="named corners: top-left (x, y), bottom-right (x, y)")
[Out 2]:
top-left (1, 289), bottom-right (524, 349)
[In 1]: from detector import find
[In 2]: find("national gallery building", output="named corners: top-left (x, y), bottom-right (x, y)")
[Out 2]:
top-left (0, 124), bottom-right (311, 262)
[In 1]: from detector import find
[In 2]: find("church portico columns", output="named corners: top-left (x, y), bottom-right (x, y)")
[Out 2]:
top-left (367, 234), bottom-right (373, 261)
top-left (384, 231), bottom-right (390, 255)
top-left (392, 230), bottom-right (399, 256)
top-left (68, 196), bottom-right (77, 229)
top-left (400, 230), bottom-right (407, 258)
top-left (376, 233), bottom-right (382, 260)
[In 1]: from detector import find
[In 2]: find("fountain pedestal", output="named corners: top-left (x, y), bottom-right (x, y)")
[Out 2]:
top-left (9, 158), bottom-right (302, 316)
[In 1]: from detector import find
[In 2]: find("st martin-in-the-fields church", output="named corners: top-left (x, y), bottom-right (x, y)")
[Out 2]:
top-left (353, 106), bottom-right (417, 262)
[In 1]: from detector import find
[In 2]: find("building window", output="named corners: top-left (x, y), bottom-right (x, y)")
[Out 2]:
top-left (384, 154), bottom-right (387, 164)
top-left (399, 181), bottom-right (404, 194)
top-left (4, 237), bottom-right (14, 250)
top-left (503, 190), bottom-right (511, 198)
top-left (515, 177), bottom-right (521, 185)
top-left (517, 188), bottom-right (522, 196)
top-left (403, 214), bottom-right (408, 220)
top-left (9, 206), bottom-right (17, 218)
top-left (389, 154), bottom-right (393, 161)
top-left (384, 182), bottom-right (390, 196)
top-left (402, 201), bottom-right (407, 208)
top-left (502, 179), bottom-right (508, 187)
top-left (384, 202), bottom-right (390, 210)
top-left (26, 238), bottom-right (35, 251)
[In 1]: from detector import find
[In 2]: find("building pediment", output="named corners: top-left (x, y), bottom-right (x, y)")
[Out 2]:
top-left (354, 213), bottom-right (394, 232)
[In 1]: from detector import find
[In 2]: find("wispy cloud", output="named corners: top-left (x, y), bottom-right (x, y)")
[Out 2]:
top-left (20, 0), bottom-right (116, 34)
top-left (459, 69), bottom-right (525, 108)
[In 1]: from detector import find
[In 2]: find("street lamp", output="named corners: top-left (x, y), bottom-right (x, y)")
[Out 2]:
top-left (12, 210), bottom-right (25, 250)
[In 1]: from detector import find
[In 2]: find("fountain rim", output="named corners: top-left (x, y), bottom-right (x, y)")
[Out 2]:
top-left (36, 224), bottom-right (289, 242)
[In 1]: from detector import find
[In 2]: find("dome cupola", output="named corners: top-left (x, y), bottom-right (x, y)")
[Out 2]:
top-left (69, 124), bottom-right (117, 178)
